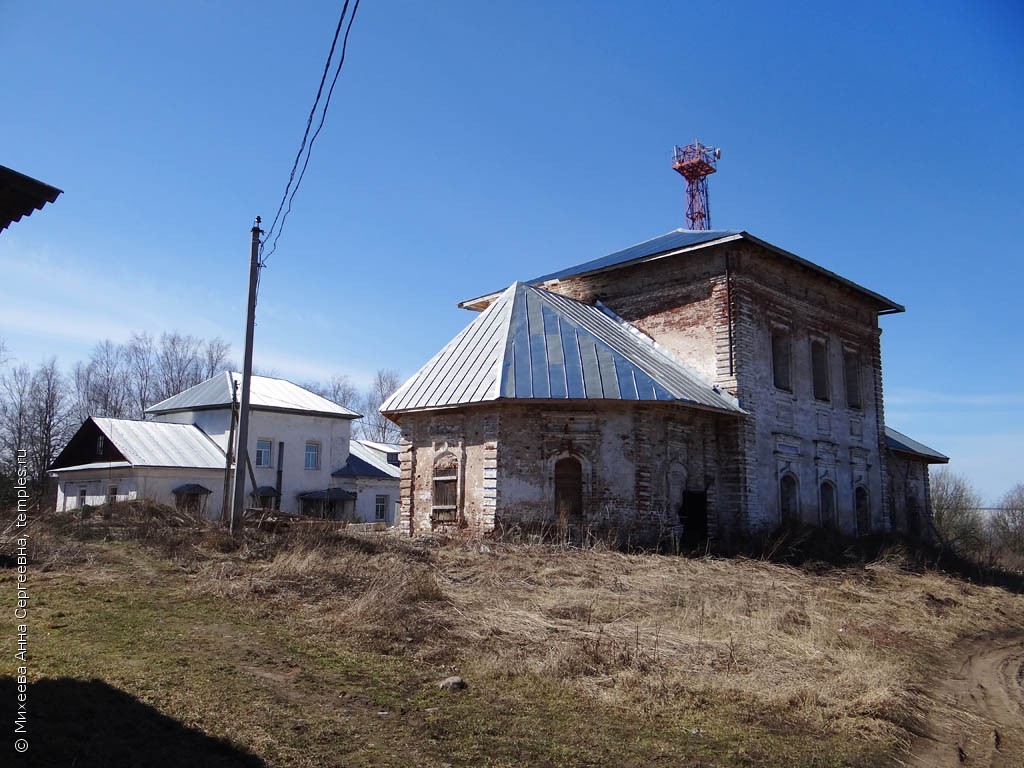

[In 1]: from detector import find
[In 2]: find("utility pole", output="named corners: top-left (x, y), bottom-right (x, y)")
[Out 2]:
top-left (230, 217), bottom-right (262, 534)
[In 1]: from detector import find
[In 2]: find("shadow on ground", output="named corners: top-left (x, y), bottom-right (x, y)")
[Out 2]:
top-left (0, 677), bottom-right (265, 767)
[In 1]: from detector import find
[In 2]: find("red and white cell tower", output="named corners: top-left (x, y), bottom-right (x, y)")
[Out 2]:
top-left (671, 140), bottom-right (722, 230)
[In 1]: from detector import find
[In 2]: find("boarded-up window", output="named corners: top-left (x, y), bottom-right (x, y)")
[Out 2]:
top-left (819, 481), bottom-right (836, 528)
top-left (811, 339), bottom-right (830, 401)
top-left (855, 487), bottom-right (870, 535)
top-left (772, 328), bottom-right (792, 392)
top-left (844, 351), bottom-right (862, 409)
top-left (780, 474), bottom-right (799, 523)
top-left (432, 454), bottom-right (458, 523)
top-left (554, 457), bottom-right (583, 520)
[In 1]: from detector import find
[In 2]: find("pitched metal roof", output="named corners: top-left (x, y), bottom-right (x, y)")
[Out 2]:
top-left (382, 282), bottom-right (743, 415)
top-left (146, 372), bottom-right (359, 418)
top-left (0, 165), bottom-right (62, 232)
top-left (78, 418), bottom-right (227, 469)
top-left (459, 229), bottom-right (903, 314)
top-left (332, 440), bottom-right (400, 479)
top-left (885, 426), bottom-right (949, 463)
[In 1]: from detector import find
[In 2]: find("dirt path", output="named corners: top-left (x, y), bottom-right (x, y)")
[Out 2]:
top-left (906, 631), bottom-right (1024, 767)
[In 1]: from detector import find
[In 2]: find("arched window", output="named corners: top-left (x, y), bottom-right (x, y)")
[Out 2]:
top-left (432, 453), bottom-right (459, 523)
top-left (855, 486), bottom-right (870, 535)
top-left (819, 481), bottom-right (837, 528)
top-left (780, 473), bottom-right (799, 524)
top-left (554, 456), bottom-right (583, 521)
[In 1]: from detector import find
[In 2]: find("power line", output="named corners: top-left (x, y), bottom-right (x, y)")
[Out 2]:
top-left (260, 0), bottom-right (362, 265)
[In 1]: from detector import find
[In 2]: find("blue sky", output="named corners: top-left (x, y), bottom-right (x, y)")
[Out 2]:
top-left (1, 1), bottom-right (1021, 503)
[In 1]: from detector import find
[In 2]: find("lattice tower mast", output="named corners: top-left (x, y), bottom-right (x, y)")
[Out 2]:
top-left (671, 140), bottom-right (722, 230)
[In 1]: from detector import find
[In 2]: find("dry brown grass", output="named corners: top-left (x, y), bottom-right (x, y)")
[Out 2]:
top-left (424, 542), bottom-right (1023, 747)
top-left (9, 501), bottom-right (1024, 765)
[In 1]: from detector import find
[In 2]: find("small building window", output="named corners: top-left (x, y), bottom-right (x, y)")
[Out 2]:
top-left (106, 485), bottom-right (118, 505)
top-left (780, 473), bottom-right (799, 524)
top-left (844, 350), bottom-right (862, 410)
top-left (386, 452), bottom-right (400, 466)
top-left (96, 435), bottom-right (105, 457)
top-left (771, 327), bottom-right (792, 392)
top-left (78, 487), bottom-right (88, 508)
top-left (375, 494), bottom-right (389, 521)
top-left (432, 453), bottom-right (459, 523)
top-left (811, 338), bottom-right (830, 402)
top-left (304, 441), bottom-right (320, 470)
top-left (255, 439), bottom-right (273, 468)
top-left (819, 481), bottom-right (836, 528)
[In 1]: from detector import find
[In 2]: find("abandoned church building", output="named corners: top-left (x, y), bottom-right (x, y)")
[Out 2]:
top-left (382, 228), bottom-right (947, 543)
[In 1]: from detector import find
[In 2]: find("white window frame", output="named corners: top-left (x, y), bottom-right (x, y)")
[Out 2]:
top-left (304, 441), bottom-right (321, 470)
top-left (374, 494), bottom-right (389, 521)
top-left (255, 439), bottom-right (273, 468)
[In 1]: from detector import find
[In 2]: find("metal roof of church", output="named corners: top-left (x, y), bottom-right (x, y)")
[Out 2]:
top-left (146, 372), bottom-right (359, 418)
top-left (382, 282), bottom-right (742, 415)
top-left (459, 229), bottom-right (903, 314)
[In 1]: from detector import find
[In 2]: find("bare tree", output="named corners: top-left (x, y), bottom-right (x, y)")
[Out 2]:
top-left (124, 332), bottom-right (156, 418)
top-left (930, 468), bottom-right (985, 553)
top-left (26, 359), bottom-right (74, 490)
top-left (990, 483), bottom-right (1024, 557)
top-left (358, 368), bottom-right (402, 443)
top-left (302, 374), bottom-right (362, 412)
top-left (201, 337), bottom-right (232, 380)
top-left (154, 332), bottom-right (204, 402)
top-left (73, 340), bottom-right (130, 420)
top-left (0, 364), bottom-right (33, 475)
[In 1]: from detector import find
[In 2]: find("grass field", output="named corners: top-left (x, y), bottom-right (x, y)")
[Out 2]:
top-left (3, 502), bottom-right (1023, 767)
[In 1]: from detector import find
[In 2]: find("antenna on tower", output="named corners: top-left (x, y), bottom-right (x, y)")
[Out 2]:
top-left (671, 140), bottom-right (722, 230)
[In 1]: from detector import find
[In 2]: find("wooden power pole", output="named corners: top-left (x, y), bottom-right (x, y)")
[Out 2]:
top-left (230, 217), bottom-right (262, 534)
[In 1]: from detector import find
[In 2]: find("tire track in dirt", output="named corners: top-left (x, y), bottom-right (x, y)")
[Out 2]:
top-left (906, 631), bottom-right (1024, 767)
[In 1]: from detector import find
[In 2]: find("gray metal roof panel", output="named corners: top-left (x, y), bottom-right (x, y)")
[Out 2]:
top-left (530, 229), bottom-right (740, 284)
top-left (383, 282), bottom-right (742, 414)
top-left (332, 440), bottom-right (400, 479)
top-left (92, 418), bottom-right (226, 469)
top-left (885, 426), bottom-right (949, 463)
top-left (146, 372), bottom-right (358, 418)
top-left (459, 229), bottom-right (903, 314)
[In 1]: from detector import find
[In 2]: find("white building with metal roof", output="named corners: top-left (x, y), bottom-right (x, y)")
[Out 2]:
top-left (51, 373), bottom-right (399, 523)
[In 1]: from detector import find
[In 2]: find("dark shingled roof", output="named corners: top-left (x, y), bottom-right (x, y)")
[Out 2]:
top-left (0, 165), bottom-right (62, 232)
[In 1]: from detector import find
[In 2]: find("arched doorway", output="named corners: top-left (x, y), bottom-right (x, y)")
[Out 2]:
top-left (554, 457), bottom-right (583, 521)
top-left (855, 486), bottom-right (870, 535)
top-left (819, 481), bottom-right (837, 528)
top-left (780, 473), bottom-right (799, 524)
